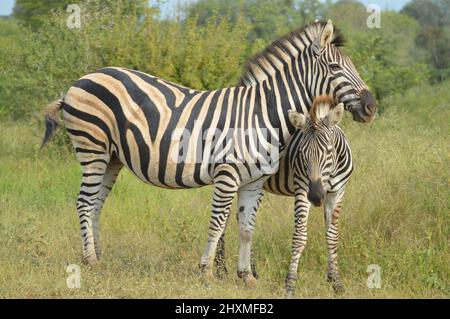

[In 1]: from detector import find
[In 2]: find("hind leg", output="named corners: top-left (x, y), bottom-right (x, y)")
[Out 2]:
top-left (77, 157), bottom-right (109, 265)
top-left (215, 219), bottom-right (259, 279)
top-left (215, 229), bottom-right (229, 278)
top-left (200, 167), bottom-right (240, 280)
top-left (236, 179), bottom-right (264, 287)
top-left (92, 157), bottom-right (123, 259)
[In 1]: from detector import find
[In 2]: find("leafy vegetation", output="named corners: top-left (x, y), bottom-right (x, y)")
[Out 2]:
top-left (0, 0), bottom-right (446, 119)
top-left (402, 0), bottom-right (450, 82)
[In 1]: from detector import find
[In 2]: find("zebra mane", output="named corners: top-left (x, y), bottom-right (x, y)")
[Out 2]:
top-left (310, 95), bottom-right (337, 128)
top-left (239, 21), bottom-right (345, 87)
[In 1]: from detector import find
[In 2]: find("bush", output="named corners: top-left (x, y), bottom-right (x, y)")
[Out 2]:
top-left (327, 4), bottom-right (430, 102)
top-left (0, 0), bottom-right (438, 120)
top-left (0, 0), bottom-right (253, 120)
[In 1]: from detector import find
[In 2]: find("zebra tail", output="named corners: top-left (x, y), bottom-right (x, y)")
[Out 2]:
top-left (41, 98), bottom-right (64, 148)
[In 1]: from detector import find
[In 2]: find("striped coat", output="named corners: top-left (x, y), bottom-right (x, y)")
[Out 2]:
top-left (42, 20), bottom-right (376, 285)
top-left (285, 95), bottom-right (353, 295)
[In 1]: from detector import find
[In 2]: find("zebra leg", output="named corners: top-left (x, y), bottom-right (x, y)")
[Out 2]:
top-left (92, 158), bottom-right (123, 260)
top-left (77, 157), bottom-right (110, 265)
top-left (214, 225), bottom-right (229, 278)
top-left (250, 247), bottom-right (259, 279)
top-left (200, 172), bottom-right (239, 280)
top-left (285, 187), bottom-right (311, 295)
top-left (214, 212), bottom-right (260, 280)
top-left (236, 180), bottom-right (264, 287)
top-left (324, 192), bottom-right (345, 295)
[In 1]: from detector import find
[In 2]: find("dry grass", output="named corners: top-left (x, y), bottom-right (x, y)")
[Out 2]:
top-left (0, 83), bottom-right (449, 298)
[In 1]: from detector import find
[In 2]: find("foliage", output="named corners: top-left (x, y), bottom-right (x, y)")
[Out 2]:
top-left (13, 0), bottom-right (149, 29)
top-left (186, 0), bottom-right (431, 99)
top-left (13, 0), bottom-right (73, 30)
top-left (186, 0), bottom-right (333, 41)
top-left (0, 0), bottom-right (444, 119)
top-left (327, 3), bottom-right (430, 101)
top-left (402, 0), bottom-right (450, 82)
top-left (0, 0), bottom-right (252, 119)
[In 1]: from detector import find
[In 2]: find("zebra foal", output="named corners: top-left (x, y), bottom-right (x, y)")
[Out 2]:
top-left (285, 95), bottom-right (353, 295)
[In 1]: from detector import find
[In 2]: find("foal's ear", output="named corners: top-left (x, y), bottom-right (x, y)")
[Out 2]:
top-left (329, 102), bottom-right (344, 125)
top-left (288, 110), bottom-right (308, 129)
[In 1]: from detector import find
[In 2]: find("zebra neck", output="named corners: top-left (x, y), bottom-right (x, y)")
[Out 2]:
top-left (251, 63), bottom-right (312, 147)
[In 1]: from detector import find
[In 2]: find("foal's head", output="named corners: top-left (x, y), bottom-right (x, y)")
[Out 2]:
top-left (288, 95), bottom-right (344, 207)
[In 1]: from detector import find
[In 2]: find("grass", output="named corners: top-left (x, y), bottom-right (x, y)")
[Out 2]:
top-left (0, 83), bottom-right (449, 298)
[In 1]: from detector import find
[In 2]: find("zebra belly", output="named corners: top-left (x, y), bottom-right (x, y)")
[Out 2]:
top-left (62, 69), bottom-right (278, 190)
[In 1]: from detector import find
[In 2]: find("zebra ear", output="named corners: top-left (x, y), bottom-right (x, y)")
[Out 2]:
top-left (288, 110), bottom-right (308, 129)
top-left (321, 20), bottom-right (334, 47)
top-left (329, 103), bottom-right (344, 125)
top-left (314, 20), bottom-right (334, 53)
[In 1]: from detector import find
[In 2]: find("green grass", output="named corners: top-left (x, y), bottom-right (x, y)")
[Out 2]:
top-left (0, 83), bottom-right (449, 298)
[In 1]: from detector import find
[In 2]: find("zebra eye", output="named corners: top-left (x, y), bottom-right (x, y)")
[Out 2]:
top-left (330, 63), bottom-right (341, 72)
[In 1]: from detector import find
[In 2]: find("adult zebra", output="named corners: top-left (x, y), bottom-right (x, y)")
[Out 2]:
top-left (42, 20), bottom-right (376, 285)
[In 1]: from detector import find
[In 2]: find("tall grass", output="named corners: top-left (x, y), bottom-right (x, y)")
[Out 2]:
top-left (0, 82), bottom-right (449, 298)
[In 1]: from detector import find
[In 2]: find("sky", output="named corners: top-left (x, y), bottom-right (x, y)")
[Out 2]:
top-left (0, 0), bottom-right (411, 16)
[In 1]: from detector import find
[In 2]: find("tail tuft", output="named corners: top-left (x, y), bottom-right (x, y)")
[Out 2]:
top-left (41, 99), bottom-right (64, 148)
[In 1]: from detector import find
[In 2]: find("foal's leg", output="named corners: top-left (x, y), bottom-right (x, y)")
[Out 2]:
top-left (285, 186), bottom-right (311, 295)
top-left (250, 248), bottom-right (259, 279)
top-left (215, 224), bottom-right (229, 278)
top-left (324, 192), bottom-right (345, 294)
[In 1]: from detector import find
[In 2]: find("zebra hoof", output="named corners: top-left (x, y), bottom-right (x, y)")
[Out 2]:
top-left (244, 274), bottom-right (257, 288)
top-left (327, 273), bottom-right (345, 295)
top-left (332, 282), bottom-right (345, 295)
top-left (251, 259), bottom-right (259, 279)
top-left (285, 274), bottom-right (297, 295)
top-left (82, 254), bottom-right (98, 266)
top-left (199, 264), bottom-right (215, 283)
top-left (285, 287), bottom-right (295, 298)
top-left (237, 271), bottom-right (257, 288)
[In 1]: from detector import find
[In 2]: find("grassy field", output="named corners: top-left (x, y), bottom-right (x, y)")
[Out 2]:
top-left (0, 83), bottom-right (449, 298)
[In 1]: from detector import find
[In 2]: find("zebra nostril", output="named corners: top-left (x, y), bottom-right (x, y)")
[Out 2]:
top-left (360, 90), bottom-right (377, 116)
top-left (307, 180), bottom-right (325, 207)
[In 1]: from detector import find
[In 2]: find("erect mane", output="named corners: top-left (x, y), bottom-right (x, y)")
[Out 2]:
top-left (310, 95), bottom-right (337, 128)
top-left (239, 21), bottom-right (345, 87)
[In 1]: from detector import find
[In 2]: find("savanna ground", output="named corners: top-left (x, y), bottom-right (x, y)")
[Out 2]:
top-left (0, 83), bottom-right (449, 298)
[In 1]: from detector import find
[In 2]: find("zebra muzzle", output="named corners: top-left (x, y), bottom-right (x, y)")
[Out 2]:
top-left (307, 180), bottom-right (325, 207)
top-left (352, 89), bottom-right (377, 123)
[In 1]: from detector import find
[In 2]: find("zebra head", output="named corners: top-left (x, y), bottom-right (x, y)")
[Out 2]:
top-left (288, 96), bottom-right (345, 207)
top-left (310, 20), bottom-right (377, 123)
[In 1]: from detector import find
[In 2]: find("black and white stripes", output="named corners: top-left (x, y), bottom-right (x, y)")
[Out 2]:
top-left (284, 95), bottom-right (353, 294)
top-left (42, 20), bottom-right (375, 284)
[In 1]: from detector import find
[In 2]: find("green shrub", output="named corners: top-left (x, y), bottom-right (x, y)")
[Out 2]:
top-left (0, 0), bottom-right (438, 120)
top-left (0, 1), bottom-right (253, 120)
